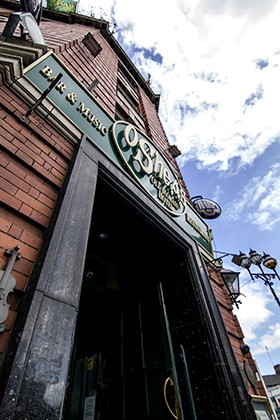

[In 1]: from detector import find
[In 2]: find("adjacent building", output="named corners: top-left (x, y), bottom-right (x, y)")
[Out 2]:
top-left (263, 365), bottom-right (280, 419)
top-left (0, 1), bottom-right (275, 418)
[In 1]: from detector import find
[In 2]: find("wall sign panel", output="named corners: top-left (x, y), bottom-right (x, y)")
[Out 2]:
top-left (24, 52), bottom-right (212, 253)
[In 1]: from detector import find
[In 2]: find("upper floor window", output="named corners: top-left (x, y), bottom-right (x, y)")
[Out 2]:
top-left (117, 64), bottom-right (139, 113)
top-left (115, 104), bottom-right (134, 124)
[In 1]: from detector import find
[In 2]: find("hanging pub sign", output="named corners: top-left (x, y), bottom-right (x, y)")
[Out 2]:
top-left (24, 52), bottom-right (213, 253)
top-left (192, 196), bottom-right (222, 220)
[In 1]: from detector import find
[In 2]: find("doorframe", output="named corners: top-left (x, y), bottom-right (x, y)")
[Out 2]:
top-left (0, 135), bottom-right (256, 419)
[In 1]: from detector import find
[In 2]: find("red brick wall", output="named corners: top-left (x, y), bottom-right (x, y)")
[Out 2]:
top-left (39, 20), bottom-right (118, 118)
top-left (0, 82), bottom-right (75, 360)
top-left (209, 269), bottom-right (261, 395)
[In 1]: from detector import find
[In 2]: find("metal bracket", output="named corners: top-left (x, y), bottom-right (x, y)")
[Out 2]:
top-left (21, 72), bottom-right (63, 121)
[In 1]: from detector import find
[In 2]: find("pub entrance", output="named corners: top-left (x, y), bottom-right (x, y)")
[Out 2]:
top-left (65, 178), bottom-right (185, 419)
top-left (64, 176), bottom-right (231, 419)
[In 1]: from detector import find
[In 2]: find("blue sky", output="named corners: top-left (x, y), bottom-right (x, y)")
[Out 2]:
top-left (76, 0), bottom-right (280, 375)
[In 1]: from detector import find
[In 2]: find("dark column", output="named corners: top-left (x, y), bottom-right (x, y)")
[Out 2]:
top-left (0, 137), bottom-right (98, 419)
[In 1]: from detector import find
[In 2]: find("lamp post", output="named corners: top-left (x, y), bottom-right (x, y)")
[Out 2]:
top-left (232, 249), bottom-right (280, 308)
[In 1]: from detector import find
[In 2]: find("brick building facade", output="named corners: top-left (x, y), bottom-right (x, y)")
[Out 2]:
top-left (0, 2), bottom-right (274, 419)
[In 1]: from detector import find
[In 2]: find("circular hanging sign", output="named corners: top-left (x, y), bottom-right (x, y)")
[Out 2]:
top-left (192, 196), bottom-right (222, 220)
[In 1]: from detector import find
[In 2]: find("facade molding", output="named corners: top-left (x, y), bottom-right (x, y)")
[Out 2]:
top-left (0, 38), bottom-right (81, 145)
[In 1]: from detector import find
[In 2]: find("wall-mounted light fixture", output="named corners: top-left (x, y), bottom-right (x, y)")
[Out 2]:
top-left (2, 12), bottom-right (46, 45)
top-left (220, 269), bottom-right (241, 309)
top-left (207, 253), bottom-right (241, 308)
top-left (168, 145), bottom-right (181, 158)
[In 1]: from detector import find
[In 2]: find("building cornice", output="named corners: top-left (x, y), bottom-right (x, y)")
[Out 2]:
top-left (0, 38), bottom-right (81, 144)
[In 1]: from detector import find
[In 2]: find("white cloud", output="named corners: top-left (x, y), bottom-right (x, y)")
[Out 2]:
top-left (224, 163), bottom-right (280, 230)
top-left (235, 281), bottom-right (273, 342)
top-left (212, 185), bottom-right (222, 202)
top-left (233, 271), bottom-right (280, 358)
top-left (100, 0), bottom-right (280, 173)
top-left (77, 0), bottom-right (280, 174)
top-left (250, 323), bottom-right (280, 356)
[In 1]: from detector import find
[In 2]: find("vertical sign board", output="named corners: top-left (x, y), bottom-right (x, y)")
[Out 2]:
top-left (24, 52), bottom-right (213, 254)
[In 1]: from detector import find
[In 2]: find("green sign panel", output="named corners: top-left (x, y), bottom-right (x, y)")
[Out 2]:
top-left (111, 121), bottom-right (187, 217)
top-left (24, 53), bottom-right (212, 253)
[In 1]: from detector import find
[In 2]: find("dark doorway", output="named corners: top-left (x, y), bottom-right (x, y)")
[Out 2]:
top-left (64, 176), bottom-right (233, 419)
top-left (65, 177), bottom-right (184, 419)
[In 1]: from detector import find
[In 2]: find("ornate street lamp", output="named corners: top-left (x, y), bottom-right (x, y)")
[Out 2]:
top-left (232, 249), bottom-right (280, 308)
top-left (209, 249), bottom-right (280, 309)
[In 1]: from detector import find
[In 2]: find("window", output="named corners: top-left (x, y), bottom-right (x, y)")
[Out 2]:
top-left (115, 103), bottom-right (134, 124)
top-left (117, 64), bottom-right (139, 113)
